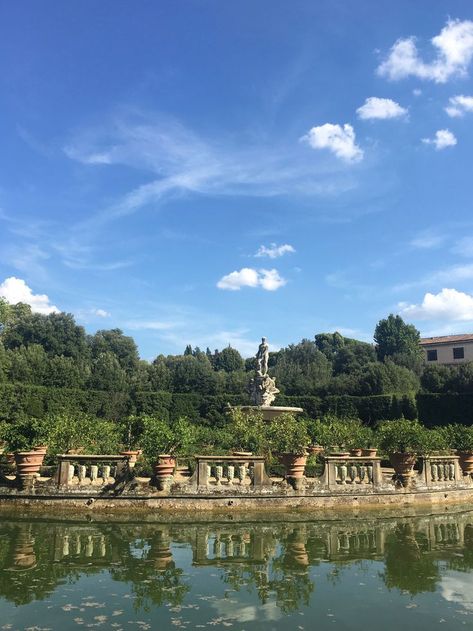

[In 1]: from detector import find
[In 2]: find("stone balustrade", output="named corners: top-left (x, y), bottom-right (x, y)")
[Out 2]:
top-left (321, 455), bottom-right (383, 490)
top-left (56, 454), bottom-right (130, 488)
top-left (418, 454), bottom-right (462, 486)
top-left (189, 455), bottom-right (272, 489)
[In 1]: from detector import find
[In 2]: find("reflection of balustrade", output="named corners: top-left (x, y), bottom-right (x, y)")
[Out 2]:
top-left (56, 454), bottom-right (130, 487)
top-left (323, 456), bottom-right (382, 489)
top-left (191, 455), bottom-right (271, 489)
top-left (53, 531), bottom-right (110, 562)
top-left (419, 455), bottom-right (462, 487)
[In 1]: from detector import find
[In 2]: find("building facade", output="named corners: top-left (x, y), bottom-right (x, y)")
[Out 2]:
top-left (420, 334), bottom-right (473, 365)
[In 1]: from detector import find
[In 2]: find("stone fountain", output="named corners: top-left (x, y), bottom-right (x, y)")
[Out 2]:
top-left (240, 337), bottom-right (303, 421)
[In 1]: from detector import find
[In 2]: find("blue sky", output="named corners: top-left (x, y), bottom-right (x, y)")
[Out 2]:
top-left (2, 1), bottom-right (473, 358)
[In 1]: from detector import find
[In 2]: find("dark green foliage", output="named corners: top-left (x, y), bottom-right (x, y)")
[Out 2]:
top-left (214, 346), bottom-right (244, 372)
top-left (3, 312), bottom-right (89, 360)
top-left (417, 393), bottom-right (473, 427)
top-left (90, 329), bottom-right (140, 373)
top-left (131, 391), bottom-right (172, 421)
top-left (374, 314), bottom-right (422, 364)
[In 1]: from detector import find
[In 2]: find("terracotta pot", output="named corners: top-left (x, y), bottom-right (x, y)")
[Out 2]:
top-left (120, 450), bottom-right (141, 467)
top-left (362, 448), bottom-right (378, 457)
top-left (349, 448), bottom-right (362, 457)
top-left (153, 455), bottom-right (176, 478)
top-left (32, 446), bottom-right (47, 462)
top-left (14, 451), bottom-right (44, 478)
top-left (389, 452), bottom-right (417, 478)
top-left (457, 450), bottom-right (473, 475)
top-left (5, 453), bottom-right (15, 466)
top-left (330, 451), bottom-right (350, 458)
top-left (279, 453), bottom-right (307, 479)
top-left (307, 445), bottom-right (324, 456)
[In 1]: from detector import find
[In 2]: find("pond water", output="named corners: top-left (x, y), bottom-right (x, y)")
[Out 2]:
top-left (1, 509), bottom-right (473, 630)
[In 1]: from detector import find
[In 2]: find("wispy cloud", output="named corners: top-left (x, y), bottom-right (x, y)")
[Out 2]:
top-left (64, 112), bottom-right (360, 233)
top-left (378, 19), bottom-right (473, 83)
top-left (357, 97), bottom-right (408, 120)
top-left (410, 230), bottom-right (446, 250)
top-left (254, 243), bottom-right (295, 259)
top-left (422, 129), bottom-right (457, 150)
top-left (217, 267), bottom-right (286, 291)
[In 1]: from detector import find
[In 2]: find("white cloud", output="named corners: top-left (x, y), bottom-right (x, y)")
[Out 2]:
top-left (422, 129), bottom-right (457, 150)
top-left (413, 88), bottom-right (422, 96)
top-left (356, 97), bottom-right (407, 120)
top-left (445, 94), bottom-right (473, 117)
top-left (399, 288), bottom-right (473, 321)
top-left (255, 243), bottom-right (295, 259)
top-left (93, 308), bottom-right (111, 318)
top-left (301, 123), bottom-right (363, 163)
top-left (0, 276), bottom-right (59, 315)
top-left (217, 267), bottom-right (286, 291)
top-left (378, 19), bottom-right (473, 83)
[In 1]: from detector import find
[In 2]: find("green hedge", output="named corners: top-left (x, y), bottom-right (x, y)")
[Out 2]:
top-left (1, 382), bottom-right (471, 428)
top-left (417, 393), bottom-right (473, 427)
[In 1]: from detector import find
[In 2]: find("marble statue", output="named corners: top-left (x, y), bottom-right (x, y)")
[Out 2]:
top-left (249, 337), bottom-right (279, 406)
top-left (255, 337), bottom-right (269, 376)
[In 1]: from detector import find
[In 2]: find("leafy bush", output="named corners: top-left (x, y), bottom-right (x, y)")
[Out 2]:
top-left (306, 416), bottom-right (364, 451)
top-left (46, 412), bottom-right (120, 455)
top-left (377, 419), bottom-right (435, 455)
top-left (227, 407), bottom-right (268, 455)
top-left (3, 417), bottom-right (50, 452)
top-left (141, 416), bottom-right (197, 461)
top-left (439, 424), bottom-right (473, 451)
top-left (267, 413), bottom-right (309, 456)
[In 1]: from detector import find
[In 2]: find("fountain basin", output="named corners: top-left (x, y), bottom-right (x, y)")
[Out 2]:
top-left (239, 405), bottom-right (303, 422)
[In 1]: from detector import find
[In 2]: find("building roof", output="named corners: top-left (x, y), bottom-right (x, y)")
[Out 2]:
top-left (420, 334), bottom-right (473, 346)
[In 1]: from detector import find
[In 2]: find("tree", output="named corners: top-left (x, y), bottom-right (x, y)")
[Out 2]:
top-left (7, 344), bottom-right (48, 385)
top-left (214, 346), bottom-right (244, 372)
top-left (88, 351), bottom-right (129, 391)
top-left (315, 332), bottom-right (345, 361)
top-left (374, 315), bottom-right (422, 363)
top-left (90, 329), bottom-right (139, 373)
top-left (2, 311), bottom-right (89, 360)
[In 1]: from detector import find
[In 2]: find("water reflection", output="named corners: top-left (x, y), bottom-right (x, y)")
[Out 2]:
top-left (0, 511), bottom-right (473, 615)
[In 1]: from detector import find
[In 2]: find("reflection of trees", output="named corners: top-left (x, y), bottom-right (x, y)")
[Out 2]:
top-left (382, 523), bottom-right (439, 595)
top-left (109, 528), bottom-right (190, 611)
top-left (2, 513), bottom-right (473, 610)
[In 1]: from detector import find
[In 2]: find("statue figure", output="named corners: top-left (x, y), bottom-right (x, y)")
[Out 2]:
top-left (255, 337), bottom-right (269, 376)
top-left (249, 337), bottom-right (279, 406)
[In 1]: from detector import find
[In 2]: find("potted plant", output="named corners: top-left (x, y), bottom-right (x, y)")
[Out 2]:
top-left (118, 415), bottom-right (145, 467)
top-left (141, 416), bottom-right (197, 490)
top-left (358, 426), bottom-right (378, 457)
top-left (310, 416), bottom-right (359, 457)
top-left (3, 418), bottom-right (50, 481)
top-left (377, 419), bottom-right (433, 484)
top-left (267, 413), bottom-right (309, 489)
top-left (305, 419), bottom-right (326, 456)
top-left (441, 425), bottom-right (473, 475)
top-left (228, 407), bottom-right (267, 459)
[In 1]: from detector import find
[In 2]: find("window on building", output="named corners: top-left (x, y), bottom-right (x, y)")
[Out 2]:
top-left (453, 347), bottom-right (465, 360)
top-left (427, 349), bottom-right (438, 361)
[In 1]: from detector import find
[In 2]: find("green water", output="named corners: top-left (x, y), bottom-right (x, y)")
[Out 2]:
top-left (1, 510), bottom-right (473, 629)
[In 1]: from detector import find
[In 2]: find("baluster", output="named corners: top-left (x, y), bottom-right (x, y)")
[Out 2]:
top-left (367, 465), bottom-right (373, 484)
top-left (78, 465), bottom-right (86, 483)
top-left (431, 463), bottom-right (438, 481)
top-left (442, 463), bottom-right (448, 480)
top-left (227, 465), bottom-right (235, 484)
top-left (334, 464), bottom-right (339, 481)
top-left (215, 465), bottom-right (223, 486)
top-left (340, 464), bottom-right (347, 484)
top-left (68, 464), bottom-right (75, 484)
top-left (237, 465), bottom-right (246, 483)
top-left (103, 465), bottom-right (110, 482)
top-left (90, 465), bottom-right (98, 483)
top-left (359, 465), bottom-right (366, 483)
top-left (449, 462), bottom-right (455, 480)
top-left (350, 465), bottom-right (357, 483)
